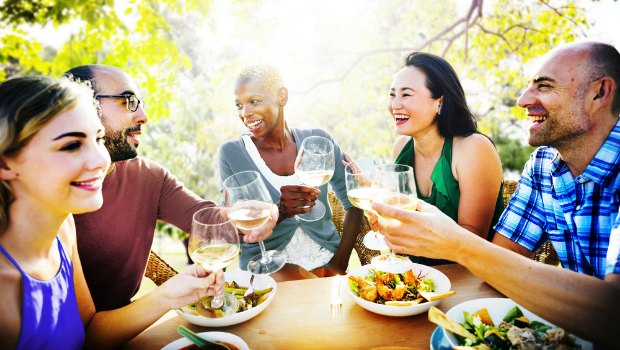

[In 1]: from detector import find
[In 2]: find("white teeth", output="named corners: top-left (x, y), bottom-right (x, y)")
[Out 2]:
top-left (394, 114), bottom-right (409, 121)
top-left (72, 179), bottom-right (102, 187)
top-left (530, 116), bottom-right (548, 123)
top-left (246, 120), bottom-right (262, 127)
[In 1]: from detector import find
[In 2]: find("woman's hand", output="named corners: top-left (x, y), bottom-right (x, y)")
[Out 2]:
top-left (159, 266), bottom-right (225, 310)
top-left (277, 185), bottom-right (320, 221)
top-left (368, 200), bottom-right (465, 260)
top-left (341, 151), bottom-right (354, 168)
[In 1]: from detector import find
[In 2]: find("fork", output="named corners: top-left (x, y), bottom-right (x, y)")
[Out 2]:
top-left (330, 276), bottom-right (343, 318)
top-left (244, 274), bottom-right (255, 297)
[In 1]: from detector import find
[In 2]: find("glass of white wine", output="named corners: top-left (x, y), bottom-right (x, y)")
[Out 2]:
top-left (369, 163), bottom-right (418, 273)
top-left (294, 136), bottom-right (335, 222)
top-left (223, 170), bottom-right (287, 275)
top-left (344, 158), bottom-right (389, 251)
top-left (188, 209), bottom-right (240, 315)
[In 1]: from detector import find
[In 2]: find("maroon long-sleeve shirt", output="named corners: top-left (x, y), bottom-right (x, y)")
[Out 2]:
top-left (74, 157), bottom-right (216, 311)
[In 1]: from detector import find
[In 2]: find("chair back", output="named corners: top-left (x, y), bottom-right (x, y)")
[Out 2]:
top-left (502, 179), bottom-right (518, 207)
top-left (145, 250), bottom-right (178, 286)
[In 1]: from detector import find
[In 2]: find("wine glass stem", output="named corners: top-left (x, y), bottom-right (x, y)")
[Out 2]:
top-left (210, 270), bottom-right (224, 308)
top-left (258, 240), bottom-right (272, 264)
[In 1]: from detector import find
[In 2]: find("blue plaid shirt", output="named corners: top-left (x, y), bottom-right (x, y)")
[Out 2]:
top-left (495, 119), bottom-right (620, 279)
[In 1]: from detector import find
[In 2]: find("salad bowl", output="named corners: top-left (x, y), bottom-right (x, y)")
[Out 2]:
top-left (346, 263), bottom-right (451, 317)
top-left (176, 269), bottom-right (276, 327)
top-left (443, 298), bottom-right (593, 349)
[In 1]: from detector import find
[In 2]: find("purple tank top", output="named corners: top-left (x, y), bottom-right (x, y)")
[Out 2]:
top-left (0, 238), bottom-right (85, 350)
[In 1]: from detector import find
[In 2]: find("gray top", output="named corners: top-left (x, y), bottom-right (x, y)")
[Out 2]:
top-left (218, 128), bottom-right (353, 269)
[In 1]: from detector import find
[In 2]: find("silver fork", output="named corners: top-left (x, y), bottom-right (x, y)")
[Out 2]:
top-left (244, 274), bottom-right (255, 297)
top-left (330, 276), bottom-right (343, 318)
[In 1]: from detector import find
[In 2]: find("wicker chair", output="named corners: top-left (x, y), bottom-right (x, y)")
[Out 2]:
top-left (502, 179), bottom-right (559, 266)
top-left (328, 191), bottom-right (380, 265)
top-left (144, 250), bottom-right (178, 286)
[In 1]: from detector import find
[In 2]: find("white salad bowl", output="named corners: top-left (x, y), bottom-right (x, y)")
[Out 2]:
top-left (176, 269), bottom-right (276, 327)
top-left (346, 263), bottom-right (451, 317)
top-left (443, 298), bottom-right (592, 349)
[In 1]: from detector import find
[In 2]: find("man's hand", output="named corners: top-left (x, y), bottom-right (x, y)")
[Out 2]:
top-left (218, 205), bottom-right (278, 243)
top-left (368, 200), bottom-right (464, 260)
top-left (240, 203), bottom-right (278, 243)
top-left (277, 185), bottom-right (320, 221)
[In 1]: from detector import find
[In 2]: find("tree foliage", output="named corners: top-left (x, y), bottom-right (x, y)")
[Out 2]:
top-left (0, 0), bottom-right (607, 239)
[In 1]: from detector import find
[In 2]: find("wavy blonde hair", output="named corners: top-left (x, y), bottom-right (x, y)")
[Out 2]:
top-left (0, 76), bottom-right (95, 234)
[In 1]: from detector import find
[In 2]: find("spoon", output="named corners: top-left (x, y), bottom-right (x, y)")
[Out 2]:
top-left (177, 325), bottom-right (231, 350)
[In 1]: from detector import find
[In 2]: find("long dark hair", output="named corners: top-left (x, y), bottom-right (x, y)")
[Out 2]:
top-left (404, 52), bottom-right (477, 137)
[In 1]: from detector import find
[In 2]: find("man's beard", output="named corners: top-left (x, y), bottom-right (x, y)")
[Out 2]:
top-left (105, 126), bottom-right (140, 162)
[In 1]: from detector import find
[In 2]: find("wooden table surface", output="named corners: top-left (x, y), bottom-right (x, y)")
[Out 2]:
top-left (123, 264), bottom-right (502, 350)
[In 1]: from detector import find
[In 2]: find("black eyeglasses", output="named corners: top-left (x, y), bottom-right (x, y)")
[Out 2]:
top-left (95, 94), bottom-right (144, 112)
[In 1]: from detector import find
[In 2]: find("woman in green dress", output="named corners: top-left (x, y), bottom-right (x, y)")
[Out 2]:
top-left (389, 52), bottom-right (504, 265)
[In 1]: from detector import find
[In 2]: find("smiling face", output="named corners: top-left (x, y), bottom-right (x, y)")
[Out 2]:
top-left (93, 67), bottom-right (148, 162)
top-left (388, 66), bottom-right (442, 137)
top-left (234, 78), bottom-right (286, 139)
top-left (517, 47), bottom-right (594, 148)
top-left (4, 100), bottom-right (111, 215)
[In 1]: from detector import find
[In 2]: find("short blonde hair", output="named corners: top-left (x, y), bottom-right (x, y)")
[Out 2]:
top-left (236, 64), bottom-right (284, 94)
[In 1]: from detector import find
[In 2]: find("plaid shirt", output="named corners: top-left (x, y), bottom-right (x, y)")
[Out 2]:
top-left (495, 119), bottom-right (620, 279)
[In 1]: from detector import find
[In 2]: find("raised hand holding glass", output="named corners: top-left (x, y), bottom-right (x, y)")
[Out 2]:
top-left (368, 163), bottom-right (417, 273)
top-left (294, 136), bottom-right (335, 221)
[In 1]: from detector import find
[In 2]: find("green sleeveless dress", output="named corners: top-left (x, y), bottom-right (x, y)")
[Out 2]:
top-left (395, 137), bottom-right (504, 266)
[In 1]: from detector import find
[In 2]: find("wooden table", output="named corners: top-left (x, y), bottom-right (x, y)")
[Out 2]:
top-left (123, 264), bottom-right (502, 349)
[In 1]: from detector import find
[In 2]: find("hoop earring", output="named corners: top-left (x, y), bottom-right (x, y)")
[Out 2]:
top-left (437, 105), bottom-right (442, 115)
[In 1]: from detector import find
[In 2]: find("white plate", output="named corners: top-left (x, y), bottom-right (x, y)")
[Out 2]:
top-left (161, 331), bottom-right (249, 350)
top-left (176, 269), bottom-right (276, 327)
top-left (346, 263), bottom-right (451, 317)
top-left (443, 298), bottom-right (593, 349)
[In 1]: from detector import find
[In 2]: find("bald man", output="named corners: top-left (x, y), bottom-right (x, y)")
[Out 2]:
top-left (369, 42), bottom-right (620, 347)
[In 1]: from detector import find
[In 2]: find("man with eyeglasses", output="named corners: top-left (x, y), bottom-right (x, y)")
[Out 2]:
top-left (64, 65), bottom-right (277, 311)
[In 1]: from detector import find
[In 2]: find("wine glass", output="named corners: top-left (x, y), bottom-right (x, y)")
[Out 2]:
top-left (369, 163), bottom-right (418, 273)
top-left (344, 157), bottom-right (388, 250)
top-left (223, 170), bottom-right (287, 275)
top-left (188, 209), bottom-right (240, 315)
top-left (294, 136), bottom-right (335, 221)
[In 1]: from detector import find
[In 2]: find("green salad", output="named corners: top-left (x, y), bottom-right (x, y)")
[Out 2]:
top-left (456, 306), bottom-right (580, 349)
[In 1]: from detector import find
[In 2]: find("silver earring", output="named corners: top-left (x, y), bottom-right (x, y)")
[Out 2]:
top-left (438, 105), bottom-right (442, 115)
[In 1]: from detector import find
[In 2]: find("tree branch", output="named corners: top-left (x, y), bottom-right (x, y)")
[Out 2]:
top-left (292, 0), bottom-right (484, 94)
top-left (538, 0), bottom-right (587, 36)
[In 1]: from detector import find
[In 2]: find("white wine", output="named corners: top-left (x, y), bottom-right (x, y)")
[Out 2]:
top-left (190, 244), bottom-right (240, 271)
top-left (228, 201), bottom-right (271, 230)
top-left (371, 192), bottom-right (418, 218)
top-left (296, 169), bottom-right (333, 187)
top-left (347, 187), bottom-right (376, 210)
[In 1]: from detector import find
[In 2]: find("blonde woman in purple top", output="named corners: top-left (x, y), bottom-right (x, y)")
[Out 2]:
top-left (0, 77), bottom-right (223, 349)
